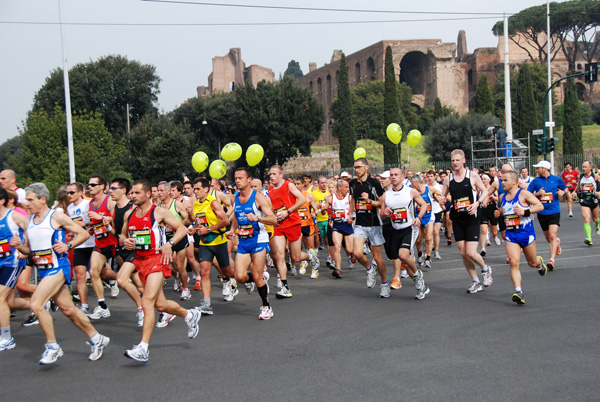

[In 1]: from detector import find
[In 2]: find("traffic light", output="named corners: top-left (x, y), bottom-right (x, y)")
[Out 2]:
top-left (547, 137), bottom-right (559, 152)
top-left (536, 137), bottom-right (547, 154)
top-left (585, 63), bottom-right (598, 83)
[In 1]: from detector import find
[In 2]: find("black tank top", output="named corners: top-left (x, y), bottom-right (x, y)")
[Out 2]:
top-left (449, 170), bottom-right (477, 222)
top-left (113, 201), bottom-right (133, 236)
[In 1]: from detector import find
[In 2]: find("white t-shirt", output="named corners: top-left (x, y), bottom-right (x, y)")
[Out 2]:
top-left (15, 187), bottom-right (26, 204)
top-left (67, 199), bottom-right (96, 249)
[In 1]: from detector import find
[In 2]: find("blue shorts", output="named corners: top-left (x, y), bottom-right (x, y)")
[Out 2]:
top-left (0, 264), bottom-right (25, 288)
top-left (332, 221), bottom-right (354, 236)
top-left (237, 239), bottom-right (270, 255)
top-left (38, 264), bottom-right (72, 285)
top-left (506, 228), bottom-right (536, 249)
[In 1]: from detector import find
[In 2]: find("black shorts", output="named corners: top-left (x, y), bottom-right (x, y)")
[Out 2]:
top-left (434, 212), bottom-right (443, 224)
top-left (497, 212), bottom-right (506, 231)
top-left (382, 223), bottom-right (395, 260)
top-left (198, 243), bottom-right (230, 268)
top-left (580, 201), bottom-right (599, 210)
top-left (117, 247), bottom-right (135, 264)
top-left (93, 245), bottom-right (117, 270)
top-left (452, 219), bottom-right (480, 242)
top-left (479, 208), bottom-right (497, 226)
top-left (301, 225), bottom-right (314, 237)
top-left (389, 226), bottom-right (415, 260)
top-left (170, 236), bottom-right (189, 253)
top-left (73, 247), bottom-right (94, 268)
top-left (537, 213), bottom-right (560, 232)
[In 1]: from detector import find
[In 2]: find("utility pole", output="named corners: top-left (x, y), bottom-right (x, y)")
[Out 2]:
top-left (547, 0), bottom-right (555, 174)
top-left (503, 13), bottom-right (513, 157)
top-left (58, 0), bottom-right (75, 182)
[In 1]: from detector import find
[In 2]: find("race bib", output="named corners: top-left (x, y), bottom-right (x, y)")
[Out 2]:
top-left (131, 229), bottom-right (152, 251)
top-left (32, 249), bottom-right (53, 269)
top-left (504, 214), bottom-right (521, 231)
top-left (0, 239), bottom-right (12, 258)
top-left (275, 206), bottom-right (288, 222)
top-left (72, 216), bottom-right (83, 223)
top-left (93, 222), bottom-right (109, 239)
top-left (454, 197), bottom-right (471, 213)
top-left (356, 201), bottom-right (373, 212)
top-left (195, 212), bottom-right (208, 227)
top-left (539, 193), bottom-right (553, 204)
top-left (582, 184), bottom-right (595, 195)
top-left (332, 209), bottom-right (346, 223)
top-left (416, 202), bottom-right (431, 213)
top-left (390, 208), bottom-right (408, 224)
top-left (236, 224), bottom-right (255, 239)
top-left (298, 207), bottom-right (310, 220)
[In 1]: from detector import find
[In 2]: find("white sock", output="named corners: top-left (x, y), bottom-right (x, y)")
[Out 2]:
top-left (139, 342), bottom-right (149, 352)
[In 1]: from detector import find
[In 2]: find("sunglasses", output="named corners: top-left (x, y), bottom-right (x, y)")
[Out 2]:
top-left (109, 186), bottom-right (121, 191)
top-left (67, 191), bottom-right (78, 195)
top-left (88, 183), bottom-right (100, 187)
top-left (354, 165), bottom-right (366, 169)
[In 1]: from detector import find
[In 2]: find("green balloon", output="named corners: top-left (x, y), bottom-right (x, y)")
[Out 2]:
top-left (191, 151), bottom-right (209, 173)
top-left (221, 142), bottom-right (243, 161)
top-left (209, 160), bottom-right (227, 179)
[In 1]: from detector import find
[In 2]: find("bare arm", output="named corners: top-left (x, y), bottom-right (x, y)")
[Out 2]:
top-left (52, 212), bottom-right (91, 253)
top-left (287, 182), bottom-right (306, 214)
top-left (255, 193), bottom-right (277, 226)
top-left (519, 190), bottom-right (544, 215)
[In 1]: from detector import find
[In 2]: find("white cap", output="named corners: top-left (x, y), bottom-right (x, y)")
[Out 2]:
top-left (533, 160), bottom-right (551, 170)
top-left (340, 171), bottom-right (351, 178)
top-left (380, 170), bottom-right (390, 178)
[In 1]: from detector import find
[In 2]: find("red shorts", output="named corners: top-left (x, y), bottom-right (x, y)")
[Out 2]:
top-left (133, 253), bottom-right (172, 284)
top-left (273, 224), bottom-right (301, 242)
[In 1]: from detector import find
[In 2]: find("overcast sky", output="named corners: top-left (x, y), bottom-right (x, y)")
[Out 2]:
top-left (0, 0), bottom-right (551, 144)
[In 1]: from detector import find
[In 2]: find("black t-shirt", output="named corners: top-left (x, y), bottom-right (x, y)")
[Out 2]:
top-left (349, 175), bottom-right (384, 227)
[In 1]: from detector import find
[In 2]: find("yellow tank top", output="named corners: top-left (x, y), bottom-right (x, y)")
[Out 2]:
top-left (312, 188), bottom-right (330, 223)
top-left (192, 194), bottom-right (227, 246)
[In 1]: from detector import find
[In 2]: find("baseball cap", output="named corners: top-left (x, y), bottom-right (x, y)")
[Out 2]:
top-left (533, 161), bottom-right (551, 169)
top-left (340, 171), bottom-right (351, 178)
top-left (380, 171), bottom-right (390, 178)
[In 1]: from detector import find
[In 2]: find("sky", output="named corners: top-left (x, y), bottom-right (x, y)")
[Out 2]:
top-left (0, 0), bottom-right (552, 144)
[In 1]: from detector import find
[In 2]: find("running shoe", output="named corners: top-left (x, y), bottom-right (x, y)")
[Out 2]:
top-left (289, 266), bottom-right (297, 276)
top-left (125, 344), bottom-right (148, 363)
top-left (326, 256), bottom-right (332, 268)
top-left (186, 309), bottom-right (201, 339)
top-left (379, 283), bottom-right (391, 298)
top-left (400, 270), bottom-right (409, 279)
top-left (222, 279), bottom-right (232, 298)
top-left (39, 344), bottom-right (64, 365)
top-left (0, 337), bottom-right (15, 351)
top-left (467, 281), bottom-right (483, 293)
top-left (584, 238), bottom-right (593, 246)
top-left (425, 259), bottom-right (432, 269)
top-left (194, 279), bottom-right (201, 291)
top-left (512, 291), bottom-right (525, 305)
top-left (347, 256), bottom-right (354, 269)
top-left (417, 255), bottom-right (423, 266)
top-left (310, 268), bottom-right (319, 279)
top-left (50, 299), bottom-right (59, 312)
top-left (433, 250), bottom-right (441, 260)
top-left (298, 260), bottom-right (308, 276)
top-left (547, 258), bottom-right (555, 271)
top-left (173, 277), bottom-right (181, 292)
top-left (372, 259), bottom-right (378, 269)
top-left (363, 244), bottom-right (371, 255)
top-left (447, 239), bottom-right (452, 246)
top-left (180, 288), bottom-right (192, 301)
top-left (494, 236), bottom-right (501, 246)
top-left (310, 254), bottom-right (320, 270)
top-left (258, 306), bottom-right (273, 320)
top-left (390, 277), bottom-right (402, 289)
top-left (569, 211), bottom-right (573, 217)
top-left (79, 306), bottom-right (90, 315)
top-left (276, 287), bottom-right (293, 299)
top-left (351, 255), bottom-right (357, 264)
top-left (332, 269), bottom-right (342, 279)
top-left (197, 301), bottom-right (213, 316)
top-left (415, 286), bottom-right (430, 300)
top-left (482, 266), bottom-right (493, 287)
top-left (136, 309), bottom-right (144, 327)
top-left (88, 305), bottom-right (111, 319)
top-left (263, 271), bottom-right (270, 295)
top-left (556, 238), bottom-right (562, 255)
top-left (88, 335), bottom-right (110, 361)
top-left (366, 266), bottom-right (376, 288)
top-left (110, 283), bottom-right (119, 298)
top-left (244, 282), bottom-right (255, 294)
top-left (536, 256), bottom-right (548, 276)
top-left (480, 248), bottom-right (486, 257)
top-left (156, 313), bottom-right (176, 328)
top-left (414, 269), bottom-right (425, 291)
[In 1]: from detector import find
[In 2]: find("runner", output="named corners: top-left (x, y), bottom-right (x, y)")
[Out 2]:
top-left (191, 178), bottom-right (233, 315)
top-left (477, 174), bottom-right (499, 257)
top-left (495, 171), bottom-right (547, 304)
top-left (409, 174), bottom-right (434, 268)
top-left (121, 180), bottom-right (200, 363)
top-left (12, 183), bottom-right (109, 364)
top-left (293, 179), bottom-right (320, 276)
top-left (561, 162), bottom-right (579, 218)
top-left (151, 185), bottom-right (160, 205)
top-left (349, 158), bottom-right (388, 296)
top-left (379, 168), bottom-right (430, 299)
top-left (323, 179), bottom-right (354, 279)
top-left (442, 150), bottom-right (493, 293)
top-left (227, 168), bottom-right (277, 320)
top-left (578, 161), bottom-right (600, 245)
top-left (0, 169), bottom-right (26, 203)
top-left (527, 160), bottom-right (566, 271)
top-left (520, 167), bottom-right (533, 185)
top-left (66, 182), bottom-right (97, 315)
top-left (268, 165), bottom-right (317, 299)
top-left (183, 179), bottom-right (202, 291)
top-left (0, 188), bottom-right (29, 351)
top-left (209, 178), bottom-right (236, 298)
top-left (380, 171), bottom-right (406, 289)
top-left (87, 175), bottom-right (119, 320)
top-left (311, 176), bottom-right (330, 252)
top-left (425, 170), bottom-right (444, 261)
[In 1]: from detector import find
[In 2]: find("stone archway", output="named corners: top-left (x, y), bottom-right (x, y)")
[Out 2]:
top-left (399, 51), bottom-right (433, 96)
top-left (576, 82), bottom-right (588, 102)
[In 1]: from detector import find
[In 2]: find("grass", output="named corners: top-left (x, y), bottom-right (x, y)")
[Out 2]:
top-left (553, 124), bottom-right (600, 153)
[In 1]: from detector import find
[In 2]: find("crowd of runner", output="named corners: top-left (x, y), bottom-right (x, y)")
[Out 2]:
top-left (0, 150), bottom-right (598, 364)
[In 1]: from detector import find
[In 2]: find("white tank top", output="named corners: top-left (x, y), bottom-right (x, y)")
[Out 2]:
top-left (67, 200), bottom-right (96, 249)
top-left (27, 210), bottom-right (70, 270)
top-left (385, 185), bottom-right (415, 230)
top-left (331, 193), bottom-right (351, 223)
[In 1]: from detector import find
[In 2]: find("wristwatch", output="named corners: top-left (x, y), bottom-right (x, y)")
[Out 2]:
top-left (67, 242), bottom-right (74, 250)
top-left (168, 239), bottom-right (175, 246)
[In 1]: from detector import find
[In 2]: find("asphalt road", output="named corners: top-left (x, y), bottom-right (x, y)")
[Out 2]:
top-left (1, 201), bottom-right (599, 402)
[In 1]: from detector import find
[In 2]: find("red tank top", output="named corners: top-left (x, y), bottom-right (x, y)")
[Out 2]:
top-left (89, 195), bottom-right (118, 248)
top-left (268, 180), bottom-right (301, 229)
top-left (127, 204), bottom-right (163, 258)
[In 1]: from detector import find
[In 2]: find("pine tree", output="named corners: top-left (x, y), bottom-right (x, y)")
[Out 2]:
top-left (474, 74), bottom-right (494, 115)
top-left (563, 77), bottom-right (583, 155)
top-left (515, 63), bottom-right (541, 154)
top-left (383, 45), bottom-right (401, 166)
top-left (332, 53), bottom-right (356, 168)
top-left (434, 97), bottom-right (444, 121)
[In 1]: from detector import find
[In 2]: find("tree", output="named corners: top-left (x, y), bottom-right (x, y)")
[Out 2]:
top-left (434, 98), bottom-right (444, 121)
top-left (383, 45), bottom-right (401, 166)
top-left (331, 53), bottom-right (356, 168)
top-left (515, 63), bottom-right (541, 149)
top-left (563, 77), bottom-right (584, 155)
top-left (284, 60), bottom-right (304, 80)
top-left (32, 55), bottom-right (161, 140)
top-left (0, 136), bottom-right (23, 169)
top-left (475, 75), bottom-right (494, 115)
top-left (351, 81), bottom-right (385, 141)
top-left (13, 106), bottom-right (126, 198)
top-left (424, 113), bottom-right (499, 163)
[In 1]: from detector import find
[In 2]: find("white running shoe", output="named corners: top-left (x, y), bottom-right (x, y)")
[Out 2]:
top-left (244, 282), bottom-right (255, 294)
top-left (467, 281), bottom-right (483, 293)
top-left (414, 269), bottom-right (425, 291)
top-left (289, 266), bottom-right (297, 276)
top-left (0, 336), bottom-right (16, 351)
top-left (400, 269), bottom-right (409, 279)
top-left (366, 267), bottom-right (376, 288)
top-left (110, 283), bottom-right (119, 298)
top-left (222, 279), bottom-right (232, 298)
top-left (88, 335), bottom-right (110, 361)
top-left (494, 236), bottom-right (501, 246)
top-left (39, 344), bottom-right (64, 365)
top-left (379, 283), bottom-right (391, 298)
top-left (310, 268), bottom-right (319, 279)
top-left (186, 309), bottom-right (201, 339)
top-left (156, 313), bottom-right (175, 328)
top-left (197, 301), bottom-right (213, 316)
top-left (173, 277), bottom-right (181, 292)
top-left (347, 256), bottom-right (354, 269)
top-left (224, 285), bottom-right (237, 302)
top-left (125, 343), bottom-right (149, 363)
top-left (258, 306), bottom-right (273, 320)
top-left (88, 306), bottom-right (111, 319)
top-left (298, 260), bottom-right (308, 275)
top-left (276, 287), bottom-right (293, 299)
top-left (415, 286), bottom-right (430, 300)
top-left (180, 288), bottom-right (191, 301)
top-left (136, 310), bottom-right (144, 327)
top-left (482, 266), bottom-right (493, 287)
top-left (310, 254), bottom-right (320, 270)
top-left (486, 232), bottom-right (491, 246)
top-left (276, 276), bottom-right (283, 289)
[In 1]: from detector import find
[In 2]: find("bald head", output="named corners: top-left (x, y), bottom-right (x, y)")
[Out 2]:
top-left (501, 164), bottom-right (514, 174)
top-left (0, 169), bottom-right (17, 190)
top-left (250, 179), bottom-right (262, 191)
